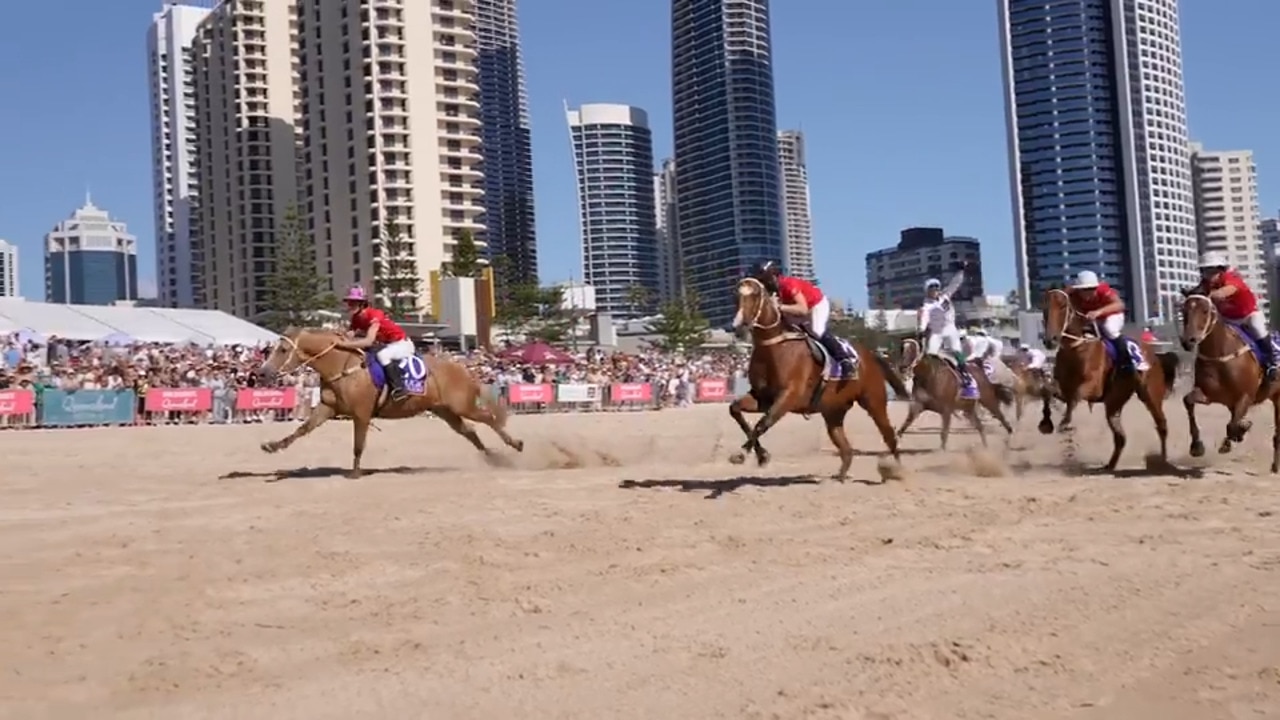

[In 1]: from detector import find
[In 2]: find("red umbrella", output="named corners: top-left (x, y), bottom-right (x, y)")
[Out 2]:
top-left (499, 341), bottom-right (576, 365)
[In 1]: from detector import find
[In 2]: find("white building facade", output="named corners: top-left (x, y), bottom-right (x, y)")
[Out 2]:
top-left (1190, 142), bottom-right (1265, 316)
top-left (653, 158), bottom-right (680, 304)
top-left (0, 240), bottom-right (17, 298)
top-left (777, 129), bottom-right (815, 282)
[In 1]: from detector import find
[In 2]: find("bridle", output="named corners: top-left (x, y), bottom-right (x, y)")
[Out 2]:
top-left (900, 337), bottom-right (921, 371)
top-left (736, 278), bottom-right (802, 347)
top-left (1182, 293), bottom-right (1249, 363)
top-left (1044, 288), bottom-right (1099, 349)
top-left (269, 331), bottom-right (365, 383)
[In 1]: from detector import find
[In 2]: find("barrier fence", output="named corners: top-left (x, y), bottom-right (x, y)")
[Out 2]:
top-left (0, 378), bottom-right (747, 429)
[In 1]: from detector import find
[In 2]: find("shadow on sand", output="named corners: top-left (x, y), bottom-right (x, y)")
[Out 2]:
top-left (1046, 456), bottom-right (1205, 480)
top-left (220, 465), bottom-right (455, 483)
top-left (619, 474), bottom-right (819, 499)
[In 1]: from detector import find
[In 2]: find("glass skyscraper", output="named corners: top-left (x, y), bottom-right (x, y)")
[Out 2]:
top-left (999, 0), bottom-right (1197, 322)
top-left (44, 199), bottom-right (139, 306)
top-left (671, 0), bottom-right (785, 326)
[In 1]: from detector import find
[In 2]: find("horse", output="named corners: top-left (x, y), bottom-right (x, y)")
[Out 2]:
top-left (1039, 289), bottom-right (1178, 471)
top-left (256, 327), bottom-right (524, 477)
top-left (1004, 355), bottom-right (1054, 422)
top-left (895, 337), bottom-right (1015, 449)
top-left (1179, 293), bottom-right (1280, 471)
top-left (726, 277), bottom-right (909, 480)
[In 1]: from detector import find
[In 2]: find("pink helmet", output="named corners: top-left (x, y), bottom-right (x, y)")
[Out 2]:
top-left (343, 285), bottom-right (367, 302)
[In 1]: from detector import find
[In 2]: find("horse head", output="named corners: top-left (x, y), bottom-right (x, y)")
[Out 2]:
top-left (731, 277), bottom-right (783, 339)
top-left (899, 337), bottom-right (921, 374)
top-left (259, 327), bottom-right (350, 380)
top-left (1180, 293), bottom-right (1218, 352)
top-left (1041, 287), bottom-right (1084, 351)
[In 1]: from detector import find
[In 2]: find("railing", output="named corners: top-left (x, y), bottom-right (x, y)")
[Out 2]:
top-left (0, 378), bottom-right (744, 429)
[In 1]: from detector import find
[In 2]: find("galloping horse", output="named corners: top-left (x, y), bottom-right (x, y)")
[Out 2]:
top-left (1179, 293), bottom-right (1280, 471)
top-left (1005, 355), bottom-right (1052, 422)
top-left (896, 337), bottom-right (1015, 449)
top-left (257, 327), bottom-right (524, 477)
top-left (1039, 289), bottom-right (1178, 471)
top-left (727, 277), bottom-right (909, 480)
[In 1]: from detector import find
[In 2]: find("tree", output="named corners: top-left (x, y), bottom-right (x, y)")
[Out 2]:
top-left (261, 203), bottom-right (334, 331)
top-left (494, 282), bottom-right (570, 342)
top-left (443, 228), bottom-right (483, 278)
top-left (372, 219), bottom-right (421, 322)
top-left (626, 284), bottom-right (654, 317)
top-left (646, 286), bottom-right (710, 352)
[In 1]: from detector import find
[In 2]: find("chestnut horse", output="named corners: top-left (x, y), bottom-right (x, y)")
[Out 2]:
top-left (257, 327), bottom-right (523, 477)
top-left (727, 277), bottom-right (909, 480)
top-left (1179, 293), bottom-right (1280, 471)
top-left (896, 337), bottom-right (1015, 449)
top-left (1039, 289), bottom-right (1178, 471)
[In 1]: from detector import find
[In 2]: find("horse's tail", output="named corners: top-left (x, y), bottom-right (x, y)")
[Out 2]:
top-left (870, 349), bottom-right (910, 400)
top-left (1157, 351), bottom-right (1180, 386)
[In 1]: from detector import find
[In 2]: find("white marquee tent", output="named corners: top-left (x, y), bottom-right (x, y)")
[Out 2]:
top-left (0, 299), bottom-right (280, 346)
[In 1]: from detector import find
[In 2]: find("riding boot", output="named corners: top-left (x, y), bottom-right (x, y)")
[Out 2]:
top-left (952, 351), bottom-right (978, 398)
top-left (1112, 338), bottom-right (1135, 374)
top-left (820, 333), bottom-right (854, 375)
top-left (383, 361), bottom-right (407, 399)
top-left (1259, 334), bottom-right (1279, 379)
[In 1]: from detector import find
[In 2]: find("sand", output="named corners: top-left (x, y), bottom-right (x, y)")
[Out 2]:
top-left (0, 400), bottom-right (1277, 719)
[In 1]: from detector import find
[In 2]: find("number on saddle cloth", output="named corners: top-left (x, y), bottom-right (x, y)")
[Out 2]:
top-left (1101, 336), bottom-right (1147, 371)
top-left (365, 351), bottom-right (429, 395)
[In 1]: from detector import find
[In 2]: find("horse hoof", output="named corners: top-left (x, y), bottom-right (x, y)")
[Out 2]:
top-left (260, 442), bottom-right (278, 454)
top-left (1189, 440), bottom-right (1205, 458)
top-left (513, 439), bottom-right (525, 453)
top-left (1218, 441), bottom-right (1232, 455)
top-left (1058, 424), bottom-right (1073, 434)
top-left (345, 470), bottom-right (363, 480)
top-left (1037, 420), bottom-right (1054, 435)
top-left (728, 452), bottom-right (746, 465)
top-left (756, 451), bottom-right (772, 467)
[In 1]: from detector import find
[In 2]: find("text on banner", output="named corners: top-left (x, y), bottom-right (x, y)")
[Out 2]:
top-left (0, 389), bottom-right (36, 416)
top-left (235, 387), bottom-right (297, 411)
top-left (696, 378), bottom-right (729, 401)
top-left (609, 382), bottom-right (652, 403)
top-left (144, 387), bottom-right (213, 413)
top-left (39, 389), bottom-right (137, 426)
top-left (507, 383), bottom-right (553, 404)
top-left (555, 383), bottom-right (599, 403)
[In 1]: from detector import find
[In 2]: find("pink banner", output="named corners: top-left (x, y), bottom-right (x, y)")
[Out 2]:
top-left (235, 387), bottom-right (297, 411)
top-left (144, 387), bottom-right (212, 413)
top-left (507, 383), bottom-right (553, 404)
top-left (0, 389), bottom-right (35, 416)
top-left (696, 378), bottom-right (728, 401)
top-left (609, 382), bottom-right (652, 403)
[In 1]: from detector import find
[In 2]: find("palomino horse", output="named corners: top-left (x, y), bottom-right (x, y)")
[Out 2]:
top-left (1179, 293), bottom-right (1280, 471)
top-left (257, 327), bottom-right (523, 477)
top-left (727, 277), bottom-right (909, 480)
top-left (1004, 355), bottom-right (1054, 422)
top-left (896, 338), bottom-right (1014, 449)
top-left (1039, 289), bottom-right (1178, 471)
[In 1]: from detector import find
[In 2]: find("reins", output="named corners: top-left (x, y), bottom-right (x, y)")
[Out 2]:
top-left (272, 331), bottom-right (366, 384)
top-left (737, 278), bottom-right (805, 348)
top-left (1182, 294), bottom-right (1250, 363)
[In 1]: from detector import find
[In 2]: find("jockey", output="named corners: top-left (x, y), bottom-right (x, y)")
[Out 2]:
top-left (918, 263), bottom-right (976, 396)
top-left (967, 325), bottom-right (1016, 389)
top-left (340, 285), bottom-right (415, 399)
top-left (1195, 251), bottom-right (1276, 378)
top-left (1019, 346), bottom-right (1048, 374)
top-left (750, 260), bottom-right (854, 375)
top-left (1067, 270), bottom-right (1147, 373)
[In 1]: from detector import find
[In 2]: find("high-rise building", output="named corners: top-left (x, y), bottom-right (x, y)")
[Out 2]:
top-left (147, 1), bottom-right (213, 308)
top-left (672, 0), bottom-right (784, 325)
top-left (295, 0), bottom-right (486, 313)
top-left (777, 129), bottom-right (815, 282)
top-left (44, 198), bottom-right (139, 305)
top-left (191, 0), bottom-right (300, 318)
top-left (999, 0), bottom-right (1198, 323)
top-left (1190, 142), bottom-right (1266, 316)
top-left (654, 158), bottom-right (681, 304)
top-left (474, 0), bottom-right (537, 288)
top-left (566, 104), bottom-right (660, 317)
top-left (1261, 216), bottom-right (1280, 320)
top-left (865, 228), bottom-right (984, 310)
top-left (0, 239), bottom-right (17, 298)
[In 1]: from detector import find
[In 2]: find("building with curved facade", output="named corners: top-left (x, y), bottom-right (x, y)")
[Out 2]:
top-left (671, 0), bottom-right (784, 326)
top-left (566, 104), bottom-right (659, 317)
top-left (999, 0), bottom-right (1197, 323)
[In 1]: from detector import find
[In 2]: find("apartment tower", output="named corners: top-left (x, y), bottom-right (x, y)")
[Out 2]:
top-left (999, 0), bottom-right (1198, 322)
top-left (147, 2), bottom-right (213, 308)
top-left (45, 198), bottom-right (139, 306)
top-left (1190, 142), bottom-right (1266, 316)
top-left (777, 129), bottom-right (815, 282)
top-left (0, 239), bottom-right (17, 298)
top-left (295, 0), bottom-right (485, 314)
top-left (654, 158), bottom-right (681, 304)
top-left (474, 0), bottom-right (537, 287)
top-left (567, 104), bottom-right (660, 317)
top-left (191, 0), bottom-right (300, 318)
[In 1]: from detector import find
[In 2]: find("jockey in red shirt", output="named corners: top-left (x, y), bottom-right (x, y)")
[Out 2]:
top-left (750, 260), bottom-right (853, 374)
top-left (340, 285), bottom-right (414, 398)
top-left (1067, 270), bottom-right (1147, 372)
top-left (1194, 251), bottom-right (1276, 377)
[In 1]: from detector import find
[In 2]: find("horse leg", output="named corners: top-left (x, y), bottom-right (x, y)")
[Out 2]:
top-left (858, 391), bottom-right (901, 463)
top-left (821, 408), bottom-right (854, 480)
top-left (939, 403), bottom-right (954, 450)
top-left (348, 415), bottom-right (371, 479)
top-left (1059, 397), bottom-right (1079, 433)
top-left (980, 385), bottom-right (1015, 436)
top-left (261, 403), bottom-right (335, 454)
top-left (1222, 396), bottom-right (1252, 452)
top-left (1037, 386), bottom-right (1054, 434)
top-left (1102, 387), bottom-right (1134, 472)
top-left (1135, 379), bottom-right (1170, 464)
top-left (1271, 397), bottom-right (1280, 473)
top-left (1183, 387), bottom-right (1207, 458)
top-left (895, 399), bottom-right (923, 439)
top-left (739, 392), bottom-right (800, 467)
top-left (728, 392), bottom-right (768, 465)
top-left (963, 401), bottom-right (988, 448)
top-left (432, 407), bottom-right (496, 459)
top-left (457, 402), bottom-right (524, 452)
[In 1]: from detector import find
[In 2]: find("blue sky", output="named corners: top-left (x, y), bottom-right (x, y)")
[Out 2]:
top-left (0, 0), bottom-right (1275, 307)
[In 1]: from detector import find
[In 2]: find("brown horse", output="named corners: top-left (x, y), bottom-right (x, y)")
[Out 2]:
top-left (1179, 293), bottom-right (1280, 471)
top-left (726, 277), bottom-right (909, 480)
top-left (1039, 289), bottom-right (1178, 471)
top-left (1004, 355), bottom-right (1053, 422)
top-left (257, 327), bottom-right (523, 477)
top-left (895, 337), bottom-right (1015, 449)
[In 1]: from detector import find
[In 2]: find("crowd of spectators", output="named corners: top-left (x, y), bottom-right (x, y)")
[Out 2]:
top-left (1, 332), bottom-right (747, 409)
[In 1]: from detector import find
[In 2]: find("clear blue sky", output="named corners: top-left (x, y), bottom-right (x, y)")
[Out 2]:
top-left (0, 0), bottom-right (1275, 306)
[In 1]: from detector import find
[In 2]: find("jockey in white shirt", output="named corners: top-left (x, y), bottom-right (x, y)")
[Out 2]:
top-left (917, 263), bottom-right (976, 397)
top-left (1019, 346), bottom-right (1047, 372)
top-left (965, 325), bottom-right (1015, 388)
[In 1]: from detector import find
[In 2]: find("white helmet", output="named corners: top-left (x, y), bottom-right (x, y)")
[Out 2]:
top-left (924, 278), bottom-right (942, 291)
top-left (1072, 270), bottom-right (1100, 289)
top-left (1198, 251), bottom-right (1229, 269)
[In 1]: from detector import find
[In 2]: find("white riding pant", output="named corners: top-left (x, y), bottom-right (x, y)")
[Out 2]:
top-left (925, 326), bottom-right (963, 356)
top-left (375, 338), bottom-right (415, 365)
top-left (808, 297), bottom-right (831, 337)
top-left (1097, 314), bottom-right (1124, 340)
top-left (1224, 310), bottom-right (1268, 339)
